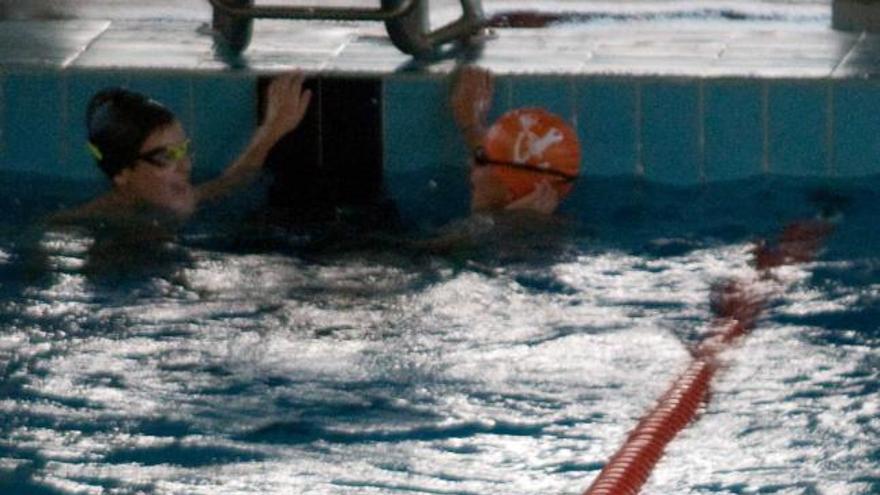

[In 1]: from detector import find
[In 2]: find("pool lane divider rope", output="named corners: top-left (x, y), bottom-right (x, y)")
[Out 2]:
top-left (583, 219), bottom-right (835, 495)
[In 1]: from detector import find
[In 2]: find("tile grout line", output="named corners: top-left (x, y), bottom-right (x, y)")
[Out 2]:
top-left (187, 77), bottom-right (195, 159)
top-left (761, 81), bottom-right (770, 175)
top-left (634, 82), bottom-right (643, 178)
top-left (59, 73), bottom-right (70, 171)
top-left (569, 77), bottom-right (577, 130)
top-left (381, 78), bottom-right (387, 175)
top-left (0, 70), bottom-right (4, 156)
top-left (826, 80), bottom-right (835, 177)
top-left (698, 80), bottom-right (706, 184)
top-left (570, 77), bottom-right (580, 175)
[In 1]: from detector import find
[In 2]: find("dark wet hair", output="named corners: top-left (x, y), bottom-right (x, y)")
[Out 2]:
top-left (86, 88), bottom-right (176, 178)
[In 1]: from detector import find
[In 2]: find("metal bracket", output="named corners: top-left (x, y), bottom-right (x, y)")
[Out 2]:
top-left (208, 0), bottom-right (485, 58)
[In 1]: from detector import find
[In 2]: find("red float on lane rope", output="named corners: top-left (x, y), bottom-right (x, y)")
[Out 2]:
top-left (583, 219), bottom-right (834, 495)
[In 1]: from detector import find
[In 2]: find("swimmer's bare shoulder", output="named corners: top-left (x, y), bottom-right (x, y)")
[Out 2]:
top-left (45, 194), bottom-right (125, 226)
top-left (45, 194), bottom-right (177, 232)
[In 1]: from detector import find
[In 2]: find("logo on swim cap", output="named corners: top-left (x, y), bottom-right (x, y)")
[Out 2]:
top-left (481, 108), bottom-right (581, 201)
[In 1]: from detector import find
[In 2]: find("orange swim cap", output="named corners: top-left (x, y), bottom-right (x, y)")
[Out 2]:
top-left (479, 107), bottom-right (581, 201)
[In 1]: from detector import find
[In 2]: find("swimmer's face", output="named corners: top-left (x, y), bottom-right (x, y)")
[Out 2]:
top-left (113, 120), bottom-right (196, 218)
top-left (469, 163), bottom-right (512, 213)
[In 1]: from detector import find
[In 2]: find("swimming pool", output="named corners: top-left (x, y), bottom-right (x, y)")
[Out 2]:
top-left (0, 171), bottom-right (876, 494)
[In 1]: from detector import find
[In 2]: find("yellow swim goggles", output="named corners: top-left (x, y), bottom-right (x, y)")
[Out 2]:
top-left (137, 139), bottom-right (191, 167)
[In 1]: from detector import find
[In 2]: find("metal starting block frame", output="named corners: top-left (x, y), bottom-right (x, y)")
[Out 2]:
top-left (208, 0), bottom-right (486, 58)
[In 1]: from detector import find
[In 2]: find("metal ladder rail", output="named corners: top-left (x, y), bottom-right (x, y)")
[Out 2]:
top-left (208, 0), bottom-right (485, 58)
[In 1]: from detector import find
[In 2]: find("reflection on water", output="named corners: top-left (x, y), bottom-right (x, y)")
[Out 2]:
top-left (0, 174), bottom-right (877, 495)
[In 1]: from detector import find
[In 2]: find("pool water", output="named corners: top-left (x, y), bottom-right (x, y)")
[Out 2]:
top-left (0, 171), bottom-right (877, 495)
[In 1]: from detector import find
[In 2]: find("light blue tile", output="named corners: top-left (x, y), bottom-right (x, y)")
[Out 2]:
top-left (66, 69), bottom-right (130, 181)
top-left (384, 76), bottom-right (470, 225)
top-left (509, 77), bottom-right (574, 121)
top-left (482, 75), bottom-right (513, 127)
top-left (192, 74), bottom-right (256, 179)
top-left (384, 76), bottom-right (464, 173)
top-left (833, 80), bottom-right (880, 177)
top-left (768, 82), bottom-right (828, 177)
top-left (642, 82), bottom-right (701, 185)
top-left (1, 72), bottom-right (64, 176)
top-left (704, 81), bottom-right (763, 181)
top-left (576, 79), bottom-right (637, 177)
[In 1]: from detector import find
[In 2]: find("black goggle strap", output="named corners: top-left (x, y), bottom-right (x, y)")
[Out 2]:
top-left (473, 146), bottom-right (578, 183)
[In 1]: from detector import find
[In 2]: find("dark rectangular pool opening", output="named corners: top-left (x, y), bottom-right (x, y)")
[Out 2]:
top-left (260, 76), bottom-right (387, 224)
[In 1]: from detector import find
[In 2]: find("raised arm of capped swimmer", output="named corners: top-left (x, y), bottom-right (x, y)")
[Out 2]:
top-left (196, 72), bottom-right (313, 204)
top-left (450, 66), bottom-right (494, 152)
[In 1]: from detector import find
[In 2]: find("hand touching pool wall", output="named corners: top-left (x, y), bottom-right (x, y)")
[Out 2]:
top-left (196, 73), bottom-right (313, 206)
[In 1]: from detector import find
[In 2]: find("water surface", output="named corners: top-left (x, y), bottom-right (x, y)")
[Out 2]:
top-left (0, 172), bottom-right (877, 494)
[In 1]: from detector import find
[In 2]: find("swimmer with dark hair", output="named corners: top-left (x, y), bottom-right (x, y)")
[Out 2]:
top-left (51, 72), bottom-right (312, 226)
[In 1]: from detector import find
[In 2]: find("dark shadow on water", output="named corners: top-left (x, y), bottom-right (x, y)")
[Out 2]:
top-left (513, 270), bottom-right (580, 295)
top-left (103, 442), bottom-right (267, 467)
top-left (0, 445), bottom-right (71, 495)
top-left (566, 175), bottom-right (874, 258)
top-left (0, 475), bottom-right (68, 495)
top-left (776, 307), bottom-right (880, 344)
top-left (0, 444), bottom-right (151, 492)
top-left (0, 173), bottom-right (875, 309)
top-left (4, 226), bottom-right (194, 308)
top-left (416, 209), bottom-right (584, 267)
top-left (241, 417), bottom-right (545, 445)
top-left (83, 228), bottom-right (194, 286)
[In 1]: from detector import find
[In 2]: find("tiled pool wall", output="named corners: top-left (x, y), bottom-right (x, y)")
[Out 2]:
top-left (386, 74), bottom-right (880, 181)
top-left (2, 68), bottom-right (880, 222)
top-left (386, 74), bottom-right (880, 222)
top-left (0, 68), bottom-right (258, 184)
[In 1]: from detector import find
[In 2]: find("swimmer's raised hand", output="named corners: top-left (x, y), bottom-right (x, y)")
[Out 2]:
top-left (261, 72), bottom-right (313, 144)
top-left (504, 180), bottom-right (559, 215)
top-left (197, 72), bottom-right (312, 203)
top-left (451, 66), bottom-right (493, 150)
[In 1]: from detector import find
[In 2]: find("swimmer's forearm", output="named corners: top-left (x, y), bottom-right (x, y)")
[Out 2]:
top-left (450, 67), bottom-right (493, 153)
top-left (460, 124), bottom-right (487, 152)
top-left (196, 127), bottom-right (275, 203)
top-left (197, 72), bottom-right (311, 203)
